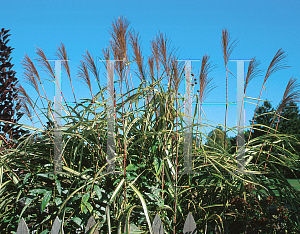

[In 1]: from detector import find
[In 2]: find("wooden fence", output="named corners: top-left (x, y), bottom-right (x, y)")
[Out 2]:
top-left (16, 212), bottom-right (198, 234)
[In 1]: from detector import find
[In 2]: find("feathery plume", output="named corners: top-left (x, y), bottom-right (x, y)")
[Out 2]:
top-left (129, 30), bottom-right (146, 82)
top-left (20, 99), bottom-right (32, 119)
top-left (21, 54), bottom-right (40, 95)
top-left (109, 16), bottom-right (130, 81)
top-left (17, 84), bottom-right (33, 109)
top-left (264, 48), bottom-right (289, 84)
top-left (247, 49), bottom-right (290, 146)
top-left (221, 29), bottom-right (238, 67)
top-left (158, 32), bottom-right (176, 77)
top-left (55, 43), bottom-right (71, 79)
top-left (77, 60), bottom-right (92, 94)
top-left (101, 46), bottom-right (111, 72)
top-left (158, 32), bottom-right (170, 74)
top-left (244, 57), bottom-right (261, 93)
top-left (276, 77), bottom-right (300, 114)
top-left (35, 47), bottom-right (55, 80)
top-left (199, 54), bottom-right (217, 103)
top-left (109, 16), bottom-right (130, 60)
top-left (83, 50), bottom-right (99, 83)
top-left (151, 37), bottom-right (160, 76)
top-left (148, 55), bottom-right (154, 82)
top-left (170, 55), bottom-right (184, 94)
top-left (55, 43), bottom-right (77, 102)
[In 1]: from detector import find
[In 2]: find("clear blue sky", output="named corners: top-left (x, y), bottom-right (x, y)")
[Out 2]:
top-left (3, 0), bottom-right (300, 138)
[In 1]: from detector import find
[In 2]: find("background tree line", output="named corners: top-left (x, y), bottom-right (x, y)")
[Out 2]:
top-left (201, 100), bottom-right (300, 178)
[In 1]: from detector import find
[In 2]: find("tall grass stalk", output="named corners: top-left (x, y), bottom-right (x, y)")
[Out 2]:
top-left (221, 29), bottom-right (238, 149)
top-left (246, 48), bottom-right (289, 148)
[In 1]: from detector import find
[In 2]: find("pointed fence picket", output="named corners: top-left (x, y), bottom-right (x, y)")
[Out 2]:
top-left (151, 212), bottom-right (197, 234)
top-left (16, 212), bottom-right (198, 234)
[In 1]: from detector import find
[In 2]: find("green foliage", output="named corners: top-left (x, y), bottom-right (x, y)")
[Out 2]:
top-left (250, 100), bottom-right (277, 138)
top-left (248, 100), bottom-right (300, 178)
top-left (1, 18), bottom-right (300, 233)
top-left (204, 125), bottom-right (232, 151)
top-left (226, 183), bottom-right (298, 233)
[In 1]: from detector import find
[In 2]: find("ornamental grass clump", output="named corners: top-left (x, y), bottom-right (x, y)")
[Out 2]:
top-left (0, 16), bottom-right (300, 233)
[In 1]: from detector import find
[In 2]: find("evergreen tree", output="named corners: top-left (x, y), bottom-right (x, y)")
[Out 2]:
top-left (250, 100), bottom-right (277, 139)
top-left (228, 129), bottom-right (251, 155)
top-left (0, 28), bottom-right (27, 146)
top-left (204, 125), bottom-right (232, 151)
top-left (226, 101), bottom-right (279, 156)
top-left (244, 100), bottom-right (300, 178)
top-left (276, 101), bottom-right (300, 136)
top-left (275, 101), bottom-right (300, 178)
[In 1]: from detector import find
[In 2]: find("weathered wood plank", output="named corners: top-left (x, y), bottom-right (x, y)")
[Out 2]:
top-left (85, 215), bottom-right (99, 234)
top-left (152, 213), bottom-right (164, 234)
top-left (16, 218), bottom-right (29, 234)
top-left (183, 212), bottom-right (197, 234)
top-left (119, 217), bottom-right (143, 234)
top-left (128, 223), bottom-right (143, 233)
top-left (51, 216), bottom-right (64, 234)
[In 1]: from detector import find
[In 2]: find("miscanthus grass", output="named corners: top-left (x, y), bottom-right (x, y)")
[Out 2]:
top-left (1, 16), bottom-right (300, 233)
